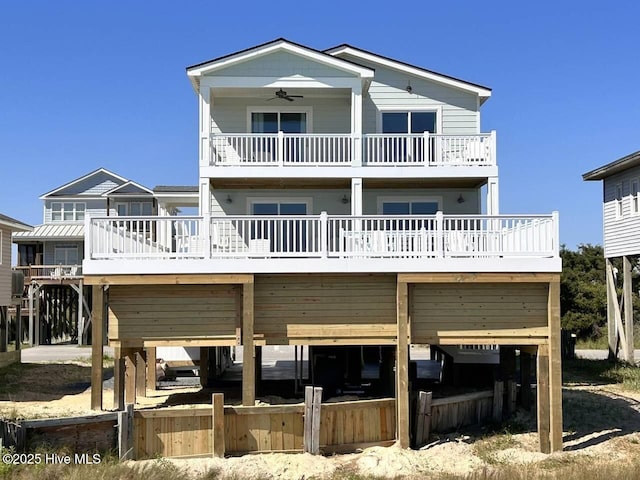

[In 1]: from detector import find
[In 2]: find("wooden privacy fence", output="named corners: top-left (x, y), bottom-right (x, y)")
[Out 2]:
top-left (133, 388), bottom-right (396, 459)
top-left (0, 413), bottom-right (119, 453)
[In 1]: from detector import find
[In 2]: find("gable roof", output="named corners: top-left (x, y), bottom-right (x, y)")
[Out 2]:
top-left (186, 38), bottom-right (375, 91)
top-left (0, 213), bottom-right (32, 232)
top-left (325, 44), bottom-right (492, 101)
top-left (40, 168), bottom-right (128, 199)
top-left (102, 181), bottom-right (154, 197)
top-left (583, 150), bottom-right (640, 181)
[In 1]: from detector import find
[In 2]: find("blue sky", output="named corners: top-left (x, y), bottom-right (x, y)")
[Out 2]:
top-left (1, 1), bottom-right (639, 248)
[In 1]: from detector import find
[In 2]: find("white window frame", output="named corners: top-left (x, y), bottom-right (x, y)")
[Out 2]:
top-left (54, 244), bottom-right (79, 265)
top-left (247, 106), bottom-right (314, 133)
top-left (376, 106), bottom-right (443, 134)
top-left (616, 183), bottom-right (624, 219)
top-left (631, 178), bottom-right (640, 215)
top-left (115, 201), bottom-right (153, 216)
top-left (246, 197), bottom-right (313, 215)
top-left (51, 202), bottom-right (86, 222)
top-left (376, 196), bottom-right (443, 215)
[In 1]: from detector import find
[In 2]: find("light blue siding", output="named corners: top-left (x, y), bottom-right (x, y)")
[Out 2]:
top-left (211, 97), bottom-right (350, 134)
top-left (209, 51), bottom-right (357, 78)
top-left (210, 188), bottom-right (480, 216)
top-left (336, 53), bottom-right (480, 135)
top-left (603, 167), bottom-right (640, 257)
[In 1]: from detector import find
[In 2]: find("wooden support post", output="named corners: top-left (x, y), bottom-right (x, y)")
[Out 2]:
top-left (135, 350), bottom-right (146, 398)
top-left (113, 349), bottom-right (125, 411)
top-left (15, 304), bottom-right (21, 350)
top-left (492, 380), bottom-right (504, 423)
top-left (255, 346), bottom-right (262, 397)
top-left (606, 258), bottom-right (618, 360)
top-left (548, 279), bottom-right (563, 452)
top-left (90, 285), bottom-right (104, 410)
top-left (28, 283), bottom-right (34, 346)
top-left (212, 393), bottom-right (225, 458)
top-left (396, 281), bottom-right (410, 449)
top-left (34, 288), bottom-right (40, 346)
top-left (623, 256), bottom-right (635, 364)
top-left (200, 346), bottom-right (210, 388)
top-left (124, 348), bottom-right (136, 405)
top-left (242, 282), bottom-right (255, 406)
top-left (0, 306), bottom-right (6, 352)
top-left (118, 403), bottom-right (134, 460)
top-left (537, 344), bottom-right (550, 453)
top-left (303, 386), bottom-right (322, 454)
top-left (415, 390), bottom-right (432, 448)
top-left (147, 347), bottom-right (157, 391)
top-left (520, 351), bottom-right (533, 411)
top-left (77, 279), bottom-right (84, 346)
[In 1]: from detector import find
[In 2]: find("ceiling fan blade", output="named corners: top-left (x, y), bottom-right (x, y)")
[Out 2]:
top-left (289, 95), bottom-right (304, 98)
top-left (284, 96), bottom-right (294, 102)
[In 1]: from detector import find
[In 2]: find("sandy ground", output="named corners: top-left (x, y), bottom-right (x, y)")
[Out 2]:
top-left (2, 359), bottom-right (640, 479)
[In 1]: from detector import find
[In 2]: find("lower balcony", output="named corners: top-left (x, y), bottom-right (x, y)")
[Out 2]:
top-left (83, 213), bottom-right (561, 275)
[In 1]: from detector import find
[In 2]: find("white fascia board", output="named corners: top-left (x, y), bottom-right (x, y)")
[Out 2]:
top-left (200, 76), bottom-right (362, 90)
top-left (40, 196), bottom-right (106, 201)
top-left (102, 181), bottom-right (154, 196)
top-left (40, 168), bottom-right (128, 199)
top-left (200, 165), bottom-right (498, 180)
top-left (83, 257), bottom-right (562, 276)
top-left (0, 219), bottom-right (32, 232)
top-left (187, 42), bottom-right (374, 79)
top-left (327, 46), bottom-right (491, 99)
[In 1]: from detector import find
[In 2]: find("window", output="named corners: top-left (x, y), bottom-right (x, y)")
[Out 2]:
top-left (616, 183), bottom-right (623, 218)
top-left (382, 111), bottom-right (437, 134)
top-left (632, 179), bottom-right (639, 215)
top-left (54, 245), bottom-right (78, 265)
top-left (249, 200), bottom-right (310, 253)
top-left (51, 202), bottom-right (85, 222)
top-left (250, 112), bottom-right (307, 134)
top-left (378, 198), bottom-right (441, 231)
top-left (116, 201), bottom-right (153, 216)
top-left (0, 231), bottom-right (2, 265)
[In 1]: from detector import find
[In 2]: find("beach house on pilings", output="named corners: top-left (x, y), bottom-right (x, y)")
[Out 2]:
top-left (83, 39), bottom-right (563, 452)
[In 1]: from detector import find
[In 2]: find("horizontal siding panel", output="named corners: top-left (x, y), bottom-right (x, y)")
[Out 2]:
top-left (109, 285), bottom-right (238, 340)
top-left (411, 283), bottom-right (548, 342)
top-left (255, 274), bottom-right (396, 340)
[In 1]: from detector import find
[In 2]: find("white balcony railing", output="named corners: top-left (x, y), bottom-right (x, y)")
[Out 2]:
top-left (209, 132), bottom-right (495, 167)
top-left (86, 212), bottom-right (558, 262)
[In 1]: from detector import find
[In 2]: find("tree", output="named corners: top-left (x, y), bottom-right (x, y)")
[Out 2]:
top-left (560, 244), bottom-right (607, 339)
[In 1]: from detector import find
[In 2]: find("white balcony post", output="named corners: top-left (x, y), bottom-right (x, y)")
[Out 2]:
top-left (351, 83), bottom-right (363, 167)
top-left (202, 214), bottom-right (211, 259)
top-left (199, 85), bottom-right (211, 167)
top-left (351, 178), bottom-right (363, 216)
top-left (84, 215), bottom-right (91, 261)
top-left (435, 211), bottom-right (444, 258)
top-left (320, 211), bottom-right (328, 259)
top-left (277, 131), bottom-right (284, 166)
top-left (423, 131), bottom-right (430, 165)
top-left (552, 211), bottom-right (560, 258)
top-left (490, 130), bottom-right (497, 166)
top-left (487, 177), bottom-right (499, 215)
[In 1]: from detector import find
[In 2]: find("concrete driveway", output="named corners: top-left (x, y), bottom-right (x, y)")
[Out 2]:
top-left (20, 344), bottom-right (114, 363)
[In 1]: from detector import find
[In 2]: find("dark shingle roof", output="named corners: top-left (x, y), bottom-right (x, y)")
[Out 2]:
top-left (583, 150), bottom-right (640, 181)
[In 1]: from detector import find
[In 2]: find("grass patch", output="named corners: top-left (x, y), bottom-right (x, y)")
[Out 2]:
top-left (563, 358), bottom-right (640, 391)
top-left (471, 432), bottom-right (520, 465)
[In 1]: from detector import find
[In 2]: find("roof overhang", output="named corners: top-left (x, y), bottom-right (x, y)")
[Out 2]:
top-left (583, 150), bottom-right (640, 181)
top-left (40, 168), bottom-right (128, 199)
top-left (186, 38), bottom-right (375, 93)
top-left (102, 180), bottom-right (154, 197)
top-left (325, 44), bottom-right (492, 103)
top-left (0, 214), bottom-right (32, 232)
top-left (13, 224), bottom-right (83, 241)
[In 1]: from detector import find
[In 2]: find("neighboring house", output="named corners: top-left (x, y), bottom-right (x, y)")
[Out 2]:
top-left (0, 213), bottom-right (31, 358)
top-left (12, 168), bottom-right (197, 345)
top-left (83, 39), bottom-right (563, 452)
top-left (583, 150), bottom-right (640, 363)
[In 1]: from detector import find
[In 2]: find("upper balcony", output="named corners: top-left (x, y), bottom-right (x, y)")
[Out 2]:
top-left (82, 212), bottom-right (560, 276)
top-left (204, 132), bottom-right (496, 180)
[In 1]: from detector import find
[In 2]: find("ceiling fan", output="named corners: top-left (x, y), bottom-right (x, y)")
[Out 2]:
top-left (267, 88), bottom-right (303, 102)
